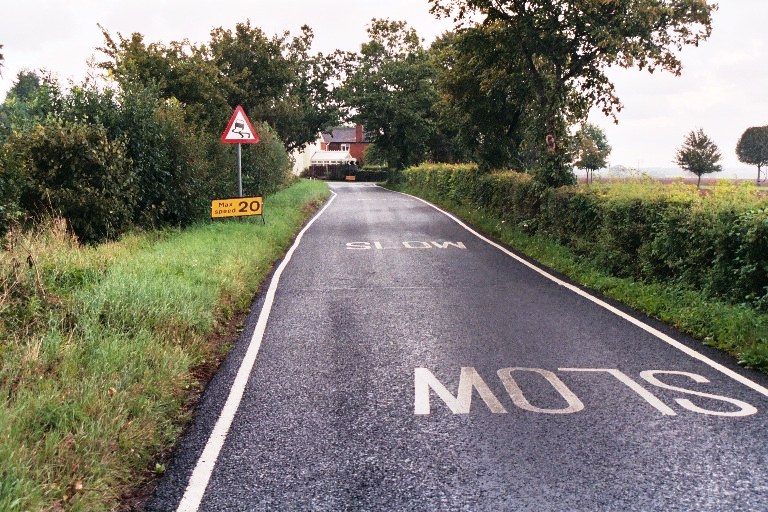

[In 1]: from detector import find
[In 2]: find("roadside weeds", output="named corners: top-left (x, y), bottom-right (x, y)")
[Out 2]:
top-left (0, 179), bottom-right (330, 511)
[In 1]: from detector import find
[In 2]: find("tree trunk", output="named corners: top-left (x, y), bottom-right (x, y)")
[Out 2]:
top-left (697, 174), bottom-right (702, 189)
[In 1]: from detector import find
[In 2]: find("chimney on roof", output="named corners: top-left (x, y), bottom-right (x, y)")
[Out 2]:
top-left (355, 123), bottom-right (363, 143)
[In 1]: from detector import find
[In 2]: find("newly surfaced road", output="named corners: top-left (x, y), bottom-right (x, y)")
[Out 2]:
top-left (148, 183), bottom-right (768, 511)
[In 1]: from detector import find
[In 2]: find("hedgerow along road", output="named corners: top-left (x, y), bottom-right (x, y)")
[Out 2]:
top-left (148, 182), bottom-right (768, 511)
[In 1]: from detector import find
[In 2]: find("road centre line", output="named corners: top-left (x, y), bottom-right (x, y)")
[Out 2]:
top-left (388, 186), bottom-right (768, 399)
top-left (175, 192), bottom-right (339, 512)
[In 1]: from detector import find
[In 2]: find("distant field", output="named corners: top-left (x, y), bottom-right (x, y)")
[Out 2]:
top-left (577, 173), bottom-right (768, 197)
top-left (580, 176), bottom-right (767, 187)
top-left (578, 166), bottom-right (764, 185)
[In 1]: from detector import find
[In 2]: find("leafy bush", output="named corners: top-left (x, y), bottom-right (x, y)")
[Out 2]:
top-left (403, 163), bottom-right (768, 310)
top-left (315, 163), bottom-right (357, 182)
top-left (57, 84), bottom-right (219, 229)
top-left (0, 145), bottom-right (25, 232)
top-left (241, 122), bottom-right (293, 195)
top-left (9, 121), bottom-right (137, 243)
top-left (356, 167), bottom-right (389, 182)
top-left (0, 76), bottom-right (295, 242)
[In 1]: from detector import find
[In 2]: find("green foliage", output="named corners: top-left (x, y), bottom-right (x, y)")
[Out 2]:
top-left (0, 66), bottom-right (296, 242)
top-left (241, 122), bottom-right (293, 195)
top-left (428, 0), bottom-right (717, 185)
top-left (9, 120), bottom-right (137, 243)
top-left (403, 163), bottom-right (768, 312)
top-left (0, 180), bottom-right (329, 511)
top-left (431, 27), bottom-right (530, 170)
top-left (109, 86), bottom-right (216, 227)
top-left (574, 123), bottom-right (611, 182)
top-left (341, 19), bottom-right (440, 170)
top-left (0, 144), bottom-right (25, 229)
top-left (0, 71), bottom-right (60, 143)
top-left (99, 22), bottom-right (340, 151)
top-left (0, 78), bottom-right (237, 241)
top-left (674, 128), bottom-right (723, 188)
top-left (98, 28), bottom-right (233, 131)
top-left (736, 125), bottom-right (768, 184)
top-left (355, 167), bottom-right (390, 182)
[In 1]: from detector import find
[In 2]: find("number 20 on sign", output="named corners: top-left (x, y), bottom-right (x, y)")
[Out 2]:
top-left (211, 197), bottom-right (263, 219)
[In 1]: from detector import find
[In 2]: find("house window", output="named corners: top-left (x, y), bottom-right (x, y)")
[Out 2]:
top-left (341, 143), bottom-right (350, 152)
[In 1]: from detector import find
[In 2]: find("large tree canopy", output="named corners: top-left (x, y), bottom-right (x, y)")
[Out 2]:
top-left (432, 27), bottom-right (531, 170)
top-left (341, 20), bottom-right (441, 170)
top-left (429, 0), bottom-right (717, 185)
top-left (99, 22), bottom-right (340, 151)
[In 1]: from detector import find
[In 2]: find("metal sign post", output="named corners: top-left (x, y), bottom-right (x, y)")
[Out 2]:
top-left (218, 106), bottom-right (261, 221)
top-left (237, 143), bottom-right (243, 197)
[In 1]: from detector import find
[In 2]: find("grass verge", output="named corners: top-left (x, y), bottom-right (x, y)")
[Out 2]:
top-left (390, 183), bottom-right (768, 373)
top-left (0, 179), bottom-right (329, 511)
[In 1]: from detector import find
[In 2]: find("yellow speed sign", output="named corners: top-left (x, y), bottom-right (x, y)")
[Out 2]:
top-left (211, 196), bottom-right (263, 219)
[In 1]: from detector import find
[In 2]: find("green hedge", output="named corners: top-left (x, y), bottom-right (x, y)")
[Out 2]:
top-left (403, 163), bottom-right (768, 311)
top-left (1, 82), bottom-right (293, 244)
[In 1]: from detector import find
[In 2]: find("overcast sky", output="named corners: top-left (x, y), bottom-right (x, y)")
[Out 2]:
top-left (1, 1), bottom-right (766, 170)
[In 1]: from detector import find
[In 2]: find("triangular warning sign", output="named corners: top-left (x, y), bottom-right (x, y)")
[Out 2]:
top-left (221, 105), bottom-right (260, 144)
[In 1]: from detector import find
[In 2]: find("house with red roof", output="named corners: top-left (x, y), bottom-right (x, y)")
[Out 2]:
top-left (291, 124), bottom-right (372, 177)
top-left (320, 124), bottom-right (370, 165)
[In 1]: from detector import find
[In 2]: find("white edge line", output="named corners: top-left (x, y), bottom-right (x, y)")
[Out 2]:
top-left (176, 191), bottom-right (338, 512)
top-left (385, 186), bottom-right (768, 399)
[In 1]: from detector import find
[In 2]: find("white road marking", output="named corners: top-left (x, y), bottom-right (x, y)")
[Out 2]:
top-left (389, 187), bottom-right (768, 399)
top-left (560, 368), bottom-right (677, 416)
top-left (175, 192), bottom-right (338, 512)
top-left (640, 370), bottom-right (758, 417)
top-left (345, 240), bottom-right (466, 250)
top-left (497, 367), bottom-right (584, 414)
top-left (415, 366), bottom-right (757, 416)
top-left (414, 367), bottom-right (508, 415)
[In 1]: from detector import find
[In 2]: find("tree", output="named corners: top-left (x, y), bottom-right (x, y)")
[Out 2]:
top-left (341, 19), bottom-right (440, 170)
top-left (98, 23), bottom-right (340, 151)
top-left (675, 128), bottom-right (722, 188)
top-left (206, 22), bottom-right (340, 151)
top-left (431, 27), bottom-right (530, 170)
top-left (736, 126), bottom-right (768, 185)
top-left (98, 28), bottom-right (228, 130)
top-left (0, 43), bottom-right (4, 76)
top-left (429, 0), bottom-right (717, 186)
top-left (574, 124), bottom-right (611, 183)
top-left (0, 71), bottom-right (61, 144)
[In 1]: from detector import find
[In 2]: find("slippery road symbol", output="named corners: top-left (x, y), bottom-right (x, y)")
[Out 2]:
top-left (220, 106), bottom-right (259, 144)
top-left (231, 120), bottom-right (250, 139)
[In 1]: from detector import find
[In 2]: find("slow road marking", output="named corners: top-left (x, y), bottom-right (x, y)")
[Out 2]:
top-left (414, 367), bottom-right (757, 417)
top-left (346, 240), bottom-right (467, 250)
top-left (392, 187), bottom-right (768, 400)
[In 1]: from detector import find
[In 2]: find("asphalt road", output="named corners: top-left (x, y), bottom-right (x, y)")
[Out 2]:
top-left (148, 182), bottom-right (768, 511)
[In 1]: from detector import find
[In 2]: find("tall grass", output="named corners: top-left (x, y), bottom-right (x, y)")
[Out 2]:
top-left (0, 179), bottom-right (329, 511)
